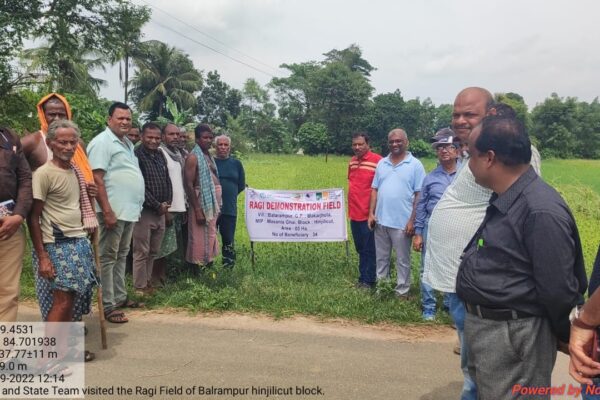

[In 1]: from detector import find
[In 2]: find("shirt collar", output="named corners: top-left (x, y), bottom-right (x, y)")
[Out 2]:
top-left (384, 152), bottom-right (413, 165)
top-left (490, 166), bottom-right (537, 214)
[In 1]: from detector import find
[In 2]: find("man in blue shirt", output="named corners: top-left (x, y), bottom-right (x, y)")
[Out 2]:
top-left (413, 129), bottom-right (459, 319)
top-left (88, 102), bottom-right (144, 323)
top-left (368, 128), bottom-right (426, 298)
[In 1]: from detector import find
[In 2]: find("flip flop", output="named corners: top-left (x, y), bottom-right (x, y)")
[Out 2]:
top-left (117, 297), bottom-right (145, 309)
top-left (105, 310), bottom-right (129, 323)
top-left (63, 348), bottom-right (96, 363)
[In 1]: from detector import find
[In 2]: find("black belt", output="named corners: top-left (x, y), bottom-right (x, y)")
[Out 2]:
top-left (464, 303), bottom-right (533, 321)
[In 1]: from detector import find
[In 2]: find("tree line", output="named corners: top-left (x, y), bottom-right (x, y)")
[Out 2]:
top-left (1, 1), bottom-right (599, 159)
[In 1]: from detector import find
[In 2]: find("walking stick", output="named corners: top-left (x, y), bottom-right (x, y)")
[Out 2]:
top-left (92, 221), bottom-right (108, 349)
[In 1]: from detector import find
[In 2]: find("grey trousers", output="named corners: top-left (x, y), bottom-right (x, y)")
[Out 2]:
top-left (132, 209), bottom-right (165, 289)
top-left (464, 313), bottom-right (557, 400)
top-left (374, 224), bottom-right (412, 295)
top-left (98, 214), bottom-right (135, 312)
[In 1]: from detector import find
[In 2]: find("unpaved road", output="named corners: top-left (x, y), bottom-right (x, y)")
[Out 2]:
top-left (16, 304), bottom-right (578, 399)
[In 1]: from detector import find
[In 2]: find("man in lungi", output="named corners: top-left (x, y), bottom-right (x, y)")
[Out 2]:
top-left (184, 124), bottom-right (222, 267)
top-left (29, 120), bottom-right (98, 362)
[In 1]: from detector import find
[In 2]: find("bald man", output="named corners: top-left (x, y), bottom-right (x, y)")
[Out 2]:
top-left (368, 128), bottom-right (425, 298)
top-left (422, 87), bottom-right (541, 400)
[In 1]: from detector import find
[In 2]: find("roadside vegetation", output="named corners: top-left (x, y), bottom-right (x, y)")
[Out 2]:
top-left (20, 155), bottom-right (600, 325)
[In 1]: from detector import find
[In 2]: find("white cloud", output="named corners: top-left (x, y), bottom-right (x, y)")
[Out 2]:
top-left (99, 0), bottom-right (600, 108)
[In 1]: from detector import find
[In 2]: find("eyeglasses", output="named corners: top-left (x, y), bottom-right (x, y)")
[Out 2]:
top-left (436, 144), bottom-right (457, 152)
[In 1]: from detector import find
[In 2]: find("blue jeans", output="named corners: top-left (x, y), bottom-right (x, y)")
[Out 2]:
top-left (446, 293), bottom-right (477, 400)
top-left (350, 220), bottom-right (376, 285)
top-left (419, 223), bottom-right (436, 316)
top-left (583, 379), bottom-right (600, 399)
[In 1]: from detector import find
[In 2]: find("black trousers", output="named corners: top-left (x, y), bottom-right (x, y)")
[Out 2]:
top-left (217, 214), bottom-right (237, 267)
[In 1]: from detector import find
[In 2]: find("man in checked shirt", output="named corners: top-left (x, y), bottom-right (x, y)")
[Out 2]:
top-left (132, 122), bottom-right (172, 297)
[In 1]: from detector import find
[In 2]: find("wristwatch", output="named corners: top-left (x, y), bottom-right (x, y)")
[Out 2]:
top-left (570, 305), bottom-right (596, 330)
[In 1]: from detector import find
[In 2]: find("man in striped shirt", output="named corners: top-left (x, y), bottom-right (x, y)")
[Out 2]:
top-left (348, 132), bottom-right (382, 289)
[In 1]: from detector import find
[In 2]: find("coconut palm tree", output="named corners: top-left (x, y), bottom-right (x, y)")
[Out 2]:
top-left (21, 39), bottom-right (106, 97)
top-left (129, 40), bottom-right (202, 120)
top-left (108, 3), bottom-right (151, 103)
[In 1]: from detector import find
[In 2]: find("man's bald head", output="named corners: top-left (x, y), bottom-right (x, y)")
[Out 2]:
top-left (452, 87), bottom-right (494, 143)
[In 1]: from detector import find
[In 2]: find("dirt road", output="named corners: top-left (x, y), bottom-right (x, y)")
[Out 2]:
top-left (16, 304), bottom-right (578, 399)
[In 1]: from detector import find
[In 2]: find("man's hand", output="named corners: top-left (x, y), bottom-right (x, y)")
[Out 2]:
top-left (165, 212), bottom-right (174, 227)
top-left (37, 255), bottom-right (56, 280)
top-left (103, 210), bottom-right (118, 230)
top-left (158, 202), bottom-right (170, 216)
top-left (86, 182), bottom-right (98, 198)
top-left (367, 214), bottom-right (377, 230)
top-left (568, 325), bottom-right (600, 384)
top-left (0, 214), bottom-right (23, 241)
top-left (195, 208), bottom-right (206, 225)
top-left (412, 234), bottom-right (423, 252)
top-left (404, 220), bottom-right (415, 237)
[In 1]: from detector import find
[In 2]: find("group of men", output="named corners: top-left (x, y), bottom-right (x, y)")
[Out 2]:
top-left (0, 94), bottom-right (245, 331)
top-left (348, 87), bottom-right (593, 399)
top-left (0, 87), bottom-right (598, 397)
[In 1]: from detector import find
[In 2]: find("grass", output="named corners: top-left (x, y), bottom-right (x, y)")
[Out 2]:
top-left (20, 154), bottom-right (600, 325)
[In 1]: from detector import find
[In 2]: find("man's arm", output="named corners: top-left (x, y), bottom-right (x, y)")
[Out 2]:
top-left (526, 212), bottom-right (585, 343)
top-left (237, 161), bottom-right (246, 194)
top-left (368, 188), bottom-right (378, 230)
top-left (0, 138), bottom-right (32, 241)
top-left (29, 199), bottom-right (55, 280)
top-left (404, 191), bottom-right (420, 237)
top-left (92, 169), bottom-right (117, 229)
top-left (569, 287), bottom-right (600, 384)
top-left (413, 183), bottom-right (429, 251)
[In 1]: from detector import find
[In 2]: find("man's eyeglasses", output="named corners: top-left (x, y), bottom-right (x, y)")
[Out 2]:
top-left (436, 144), bottom-right (457, 152)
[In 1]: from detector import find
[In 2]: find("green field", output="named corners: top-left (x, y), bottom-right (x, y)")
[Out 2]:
top-left (20, 155), bottom-right (600, 325)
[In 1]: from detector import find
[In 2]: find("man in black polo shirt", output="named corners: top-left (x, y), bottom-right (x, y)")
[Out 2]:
top-left (456, 115), bottom-right (587, 399)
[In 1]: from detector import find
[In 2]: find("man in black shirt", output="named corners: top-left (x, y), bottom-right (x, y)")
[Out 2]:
top-left (456, 115), bottom-right (587, 399)
top-left (133, 122), bottom-right (172, 296)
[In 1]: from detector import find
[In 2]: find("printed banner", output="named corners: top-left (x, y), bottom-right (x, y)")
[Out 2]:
top-left (245, 188), bottom-right (347, 242)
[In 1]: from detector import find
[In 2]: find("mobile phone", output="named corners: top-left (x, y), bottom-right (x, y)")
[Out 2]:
top-left (0, 199), bottom-right (15, 217)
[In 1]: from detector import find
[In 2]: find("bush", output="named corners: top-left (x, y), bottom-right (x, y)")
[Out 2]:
top-left (409, 138), bottom-right (435, 158)
top-left (297, 122), bottom-right (329, 155)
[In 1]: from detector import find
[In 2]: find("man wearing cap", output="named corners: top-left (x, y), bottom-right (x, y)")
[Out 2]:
top-left (348, 131), bottom-right (382, 289)
top-left (413, 128), bottom-right (459, 320)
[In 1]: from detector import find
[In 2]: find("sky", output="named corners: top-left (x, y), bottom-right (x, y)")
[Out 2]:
top-left (99, 0), bottom-right (600, 109)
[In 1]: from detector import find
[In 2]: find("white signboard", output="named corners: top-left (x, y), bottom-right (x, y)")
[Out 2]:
top-left (245, 188), bottom-right (347, 242)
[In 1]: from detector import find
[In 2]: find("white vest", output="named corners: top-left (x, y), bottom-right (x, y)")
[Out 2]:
top-left (159, 147), bottom-right (186, 212)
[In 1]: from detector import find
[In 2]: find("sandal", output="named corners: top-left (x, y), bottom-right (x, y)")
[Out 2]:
top-left (105, 310), bottom-right (128, 323)
top-left (116, 297), bottom-right (145, 309)
top-left (63, 348), bottom-right (96, 362)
